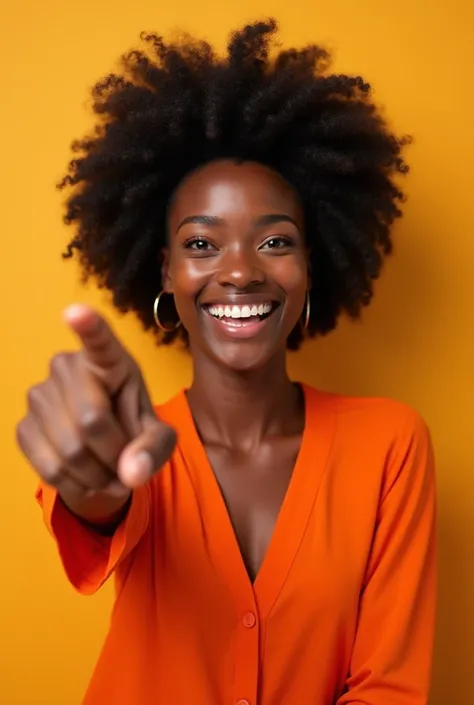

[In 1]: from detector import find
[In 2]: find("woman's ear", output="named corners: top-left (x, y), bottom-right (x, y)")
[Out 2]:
top-left (160, 247), bottom-right (173, 292)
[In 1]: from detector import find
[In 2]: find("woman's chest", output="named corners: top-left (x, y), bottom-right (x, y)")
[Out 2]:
top-left (205, 438), bottom-right (301, 582)
top-left (149, 443), bottom-right (380, 614)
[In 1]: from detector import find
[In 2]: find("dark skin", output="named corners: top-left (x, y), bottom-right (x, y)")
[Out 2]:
top-left (165, 161), bottom-right (309, 578)
top-left (16, 160), bottom-right (309, 581)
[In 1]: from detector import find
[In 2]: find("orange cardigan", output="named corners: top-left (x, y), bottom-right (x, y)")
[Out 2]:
top-left (37, 384), bottom-right (437, 704)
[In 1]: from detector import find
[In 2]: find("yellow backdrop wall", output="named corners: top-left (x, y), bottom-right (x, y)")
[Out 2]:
top-left (1, 1), bottom-right (473, 703)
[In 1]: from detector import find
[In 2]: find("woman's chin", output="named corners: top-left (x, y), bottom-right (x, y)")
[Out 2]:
top-left (204, 337), bottom-right (287, 373)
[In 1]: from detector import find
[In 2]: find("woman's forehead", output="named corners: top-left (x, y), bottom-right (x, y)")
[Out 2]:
top-left (169, 160), bottom-right (302, 222)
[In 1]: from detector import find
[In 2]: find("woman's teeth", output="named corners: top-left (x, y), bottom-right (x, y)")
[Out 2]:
top-left (207, 303), bottom-right (273, 319)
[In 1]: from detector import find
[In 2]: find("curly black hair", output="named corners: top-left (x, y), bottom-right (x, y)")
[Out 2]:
top-left (60, 18), bottom-right (409, 350)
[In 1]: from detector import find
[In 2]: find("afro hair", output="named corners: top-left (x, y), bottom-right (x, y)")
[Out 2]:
top-left (60, 18), bottom-right (409, 349)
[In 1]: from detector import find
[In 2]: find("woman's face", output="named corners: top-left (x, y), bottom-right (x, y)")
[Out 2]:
top-left (164, 160), bottom-right (308, 371)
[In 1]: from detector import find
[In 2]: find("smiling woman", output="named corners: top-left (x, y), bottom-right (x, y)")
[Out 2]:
top-left (164, 160), bottom-right (308, 369)
top-left (60, 18), bottom-right (408, 352)
top-left (17, 17), bottom-right (436, 705)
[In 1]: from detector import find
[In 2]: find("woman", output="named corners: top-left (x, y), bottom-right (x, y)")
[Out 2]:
top-left (16, 19), bottom-right (436, 705)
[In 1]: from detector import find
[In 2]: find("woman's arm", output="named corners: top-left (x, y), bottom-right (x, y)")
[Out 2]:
top-left (36, 482), bottom-right (151, 595)
top-left (337, 412), bottom-right (437, 704)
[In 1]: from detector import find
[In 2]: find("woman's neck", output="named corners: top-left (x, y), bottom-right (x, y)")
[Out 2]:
top-left (186, 349), bottom-right (304, 450)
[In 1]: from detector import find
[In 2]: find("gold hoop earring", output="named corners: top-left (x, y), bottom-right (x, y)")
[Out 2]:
top-left (153, 291), bottom-right (181, 332)
top-left (302, 291), bottom-right (311, 331)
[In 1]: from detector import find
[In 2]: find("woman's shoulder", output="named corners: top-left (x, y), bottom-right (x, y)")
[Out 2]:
top-left (302, 382), bottom-right (431, 444)
top-left (153, 388), bottom-right (188, 425)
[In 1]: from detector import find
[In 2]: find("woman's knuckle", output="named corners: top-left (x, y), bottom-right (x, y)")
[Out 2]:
top-left (78, 406), bottom-right (109, 435)
top-left (15, 418), bottom-right (29, 449)
top-left (61, 439), bottom-right (87, 466)
top-left (42, 461), bottom-right (64, 486)
top-left (49, 352), bottom-right (74, 377)
top-left (26, 384), bottom-right (43, 410)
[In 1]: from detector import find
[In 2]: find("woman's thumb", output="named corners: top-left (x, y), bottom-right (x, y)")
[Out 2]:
top-left (117, 416), bottom-right (177, 488)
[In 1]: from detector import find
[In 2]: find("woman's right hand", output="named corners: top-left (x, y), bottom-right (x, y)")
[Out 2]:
top-left (16, 305), bottom-right (177, 527)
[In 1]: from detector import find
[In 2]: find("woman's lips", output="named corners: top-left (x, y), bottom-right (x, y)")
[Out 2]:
top-left (202, 302), bottom-right (279, 339)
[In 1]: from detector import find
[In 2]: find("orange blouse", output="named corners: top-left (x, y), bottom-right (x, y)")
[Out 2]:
top-left (37, 384), bottom-right (437, 704)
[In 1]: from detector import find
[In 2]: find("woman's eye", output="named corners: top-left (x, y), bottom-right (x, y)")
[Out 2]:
top-left (184, 238), bottom-right (214, 252)
top-left (260, 236), bottom-right (293, 250)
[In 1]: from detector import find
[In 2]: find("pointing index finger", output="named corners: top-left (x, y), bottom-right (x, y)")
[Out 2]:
top-left (63, 305), bottom-right (129, 371)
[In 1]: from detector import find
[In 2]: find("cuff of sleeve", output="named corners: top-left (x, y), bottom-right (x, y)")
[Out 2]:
top-left (36, 482), bottom-right (150, 595)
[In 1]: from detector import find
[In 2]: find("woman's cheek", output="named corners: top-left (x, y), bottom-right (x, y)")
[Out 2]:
top-left (174, 258), bottom-right (216, 289)
top-left (171, 261), bottom-right (210, 322)
top-left (269, 256), bottom-right (308, 294)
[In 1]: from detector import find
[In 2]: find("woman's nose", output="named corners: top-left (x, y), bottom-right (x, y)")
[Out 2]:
top-left (216, 246), bottom-right (265, 288)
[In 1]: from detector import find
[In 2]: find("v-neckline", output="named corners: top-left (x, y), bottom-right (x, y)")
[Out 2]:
top-left (174, 383), bottom-right (336, 618)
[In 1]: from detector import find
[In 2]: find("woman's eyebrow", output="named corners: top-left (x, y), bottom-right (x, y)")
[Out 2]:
top-left (176, 213), bottom-right (298, 232)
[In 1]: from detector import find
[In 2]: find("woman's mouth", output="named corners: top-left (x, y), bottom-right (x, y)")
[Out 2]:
top-left (201, 301), bottom-right (280, 339)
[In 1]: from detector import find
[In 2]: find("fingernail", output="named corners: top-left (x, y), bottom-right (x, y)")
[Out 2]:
top-left (63, 304), bottom-right (88, 321)
top-left (127, 451), bottom-right (153, 486)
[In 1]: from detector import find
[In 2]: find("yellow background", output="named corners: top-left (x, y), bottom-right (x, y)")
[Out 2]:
top-left (1, 1), bottom-right (473, 703)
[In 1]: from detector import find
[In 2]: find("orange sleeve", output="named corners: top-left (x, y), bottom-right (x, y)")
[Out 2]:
top-left (36, 482), bottom-right (151, 596)
top-left (337, 410), bottom-right (437, 704)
